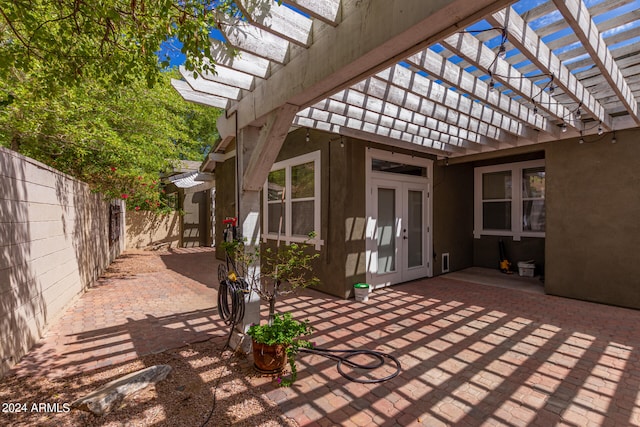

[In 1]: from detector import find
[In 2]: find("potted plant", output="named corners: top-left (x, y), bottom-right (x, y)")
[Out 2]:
top-left (247, 312), bottom-right (314, 386)
top-left (220, 232), bottom-right (319, 386)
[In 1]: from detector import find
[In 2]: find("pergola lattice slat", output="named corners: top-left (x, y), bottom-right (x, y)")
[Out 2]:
top-left (334, 85), bottom-right (512, 145)
top-left (179, 66), bottom-right (241, 100)
top-left (210, 40), bottom-right (270, 79)
top-left (196, 63), bottom-right (256, 91)
top-left (442, 32), bottom-right (574, 132)
top-left (295, 107), bottom-right (465, 153)
top-left (237, 0), bottom-right (313, 47)
top-left (488, 7), bottom-right (614, 130)
top-left (405, 48), bottom-right (542, 141)
top-left (218, 15), bottom-right (290, 64)
top-left (285, 0), bottom-right (341, 26)
top-left (312, 96), bottom-right (484, 149)
top-left (552, 0), bottom-right (640, 124)
top-left (328, 84), bottom-right (496, 148)
top-left (172, 0), bottom-right (640, 159)
top-left (171, 79), bottom-right (229, 109)
top-left (375, 64), bottom-right (542, 142)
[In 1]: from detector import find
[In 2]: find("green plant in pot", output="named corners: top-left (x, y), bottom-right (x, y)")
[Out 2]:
top-left (220, 232), bottom-right (319, 386)
top-left (247, 312), bottom-right (314, 386)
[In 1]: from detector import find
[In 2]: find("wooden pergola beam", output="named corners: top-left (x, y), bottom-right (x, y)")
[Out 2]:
top-left (171, 79), bottom-right (229, 109)
top-left (179, 66), bottom-right (241, 100)
top-left (217, 14), bottom-right (290, 64)
top-left (442, 32), bottom-right (576, 131)
top-left (375, 64), bottom-right (545, 141)
top-left (209, 39), bottom-right (271, 79)
top-left (243, 104), bottom-right (300, 191)
top-left (295, 107), bottom-right (466, 154)
top-left (406, 47), bottom-right (553, 138)
top-left (308, 97), bottom-right (484, 149)
top-left (237, 0), bottom-right (313, 47)
top-left (552, 0), bottom-right (640, 125)
top-left (488, 7), bottom-right (614, 130)
top-left (286, 0), bottom-right (341, 26)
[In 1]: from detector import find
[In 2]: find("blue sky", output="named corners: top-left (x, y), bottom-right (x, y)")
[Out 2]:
top-left (157, 0), bottom-right (640, 70)
top-left (157, 28), bottom-right (226, 68)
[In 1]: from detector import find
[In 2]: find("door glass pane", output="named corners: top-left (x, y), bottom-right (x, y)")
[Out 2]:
top-left (291, 162), bottom-right (314, 198)
top-left (483, 201), bottom-right (511, 230)
top-left (483, 171), bottom-right (512, 199)
top-left (291, 201), bottom-right (314, 236)
top-left (268, 169), bottom-right (286, 201)
top-left (523, 200), bottom-right (545, 231)
top-left (377, 188), bottom-right (396, 274)
top-left (407, 190), bottom-right (423, 268)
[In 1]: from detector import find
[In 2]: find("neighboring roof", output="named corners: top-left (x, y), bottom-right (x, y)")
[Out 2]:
top-left (165, 171), bottom-right (214, 194)
top-left (173, 0), bottom-right (640, 160)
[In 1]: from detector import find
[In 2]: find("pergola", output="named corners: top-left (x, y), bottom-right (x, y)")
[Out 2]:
top-left (174, 0), bottom-right (639, 217)
top-left (171, 0), bottom-right (640, 338)
top-left (173, 0), bottom-right (640, 167)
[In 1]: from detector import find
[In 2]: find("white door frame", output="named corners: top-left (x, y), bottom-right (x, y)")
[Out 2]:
top-left (365, 148), bottom-right (433, 288)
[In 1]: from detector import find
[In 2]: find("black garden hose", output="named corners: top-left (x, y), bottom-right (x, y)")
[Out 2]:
top-left (217, 263), bottom-right (248, 348)
top-left (300, 347), bottom-right (401, 383)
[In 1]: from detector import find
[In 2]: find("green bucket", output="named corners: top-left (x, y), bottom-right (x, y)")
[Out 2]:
top-left (354, 283), bottom-right (370, 301)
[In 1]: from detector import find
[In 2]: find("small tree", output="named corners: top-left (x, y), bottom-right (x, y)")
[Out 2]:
top-left (221, 233), bottom-right (319, 325)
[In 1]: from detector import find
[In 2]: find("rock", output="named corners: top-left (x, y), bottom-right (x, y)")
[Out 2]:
top-left (71, 365), bottom-right (172, 415)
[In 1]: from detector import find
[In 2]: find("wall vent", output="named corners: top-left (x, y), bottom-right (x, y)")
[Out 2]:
top-left (442, 253), bottom-right (450, 273)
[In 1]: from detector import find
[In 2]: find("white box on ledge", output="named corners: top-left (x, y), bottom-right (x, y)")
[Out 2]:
top-left (517, 261), bottom-right (535, 277)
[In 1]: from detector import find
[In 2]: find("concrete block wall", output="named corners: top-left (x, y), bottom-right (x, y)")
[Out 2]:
top-left (0, 147), bottom-right (124, 377)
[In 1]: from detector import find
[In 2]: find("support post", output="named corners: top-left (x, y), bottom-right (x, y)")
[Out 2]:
top-left (229, 125), bottom-right (263, 353)
top-left (226, 106), bottom-right (297, 353)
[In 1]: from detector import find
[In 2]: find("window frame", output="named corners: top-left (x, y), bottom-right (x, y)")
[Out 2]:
top-left (474, 159), bottom-right (545, 241)
top-left (262, 150), bottom-right (323, 249)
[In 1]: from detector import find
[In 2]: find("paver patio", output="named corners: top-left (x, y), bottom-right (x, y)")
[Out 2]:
top-left (6, 248), bottom-right (640, 426)
top-left (9, 247), bottom-right (226, 379)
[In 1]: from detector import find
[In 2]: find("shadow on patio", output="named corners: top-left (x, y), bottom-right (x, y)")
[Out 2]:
top-left (266, 278), bottom-right (640, 426)
top-left (2, 249), bottom-right (639, 426)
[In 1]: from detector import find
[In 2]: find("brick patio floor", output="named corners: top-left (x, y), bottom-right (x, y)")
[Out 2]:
top-left (10, 247), bottom-right (227, 379)
top-left (269, 279), bottom-right (640, 426)
top-left (8, 248), bottom-right (640, 426)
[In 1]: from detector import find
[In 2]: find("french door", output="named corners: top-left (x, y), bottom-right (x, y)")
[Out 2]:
top-left (370, 176), bottom-right (430, 287)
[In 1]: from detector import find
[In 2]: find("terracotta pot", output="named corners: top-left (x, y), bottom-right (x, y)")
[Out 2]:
top-left (252, 340), bottom-right (287, 373)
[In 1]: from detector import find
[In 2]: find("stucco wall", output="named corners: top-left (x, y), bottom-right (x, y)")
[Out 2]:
top-left (180, 190), bottom-right (212, 248)
top-left (0, 147), bottom-right (124, 377)
top-left (432, 162), bottom-right (475, 275)
top-left (545, 129), bottom-right (640, 309)
top-left (125, 210), bottom-right (180, 249)
top-left (273, 131), bottom-right (439, 298)
top-left (473, 235), bottom-right (545, 274)
top-left (342, 140), bottom-right (367, 297)
top-left (273, 128), bottom-right (346, 297)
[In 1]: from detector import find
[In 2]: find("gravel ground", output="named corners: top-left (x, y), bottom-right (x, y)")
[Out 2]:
top-left (100, 249), bottom-right (173, 277)
top-left (1, 341), bottom-right (297, 426)
top-left (0, 250), bottom-right (298, 427)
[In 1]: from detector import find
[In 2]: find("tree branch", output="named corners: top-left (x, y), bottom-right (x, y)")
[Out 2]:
top-left (0, 7), bottom-right (37, 57)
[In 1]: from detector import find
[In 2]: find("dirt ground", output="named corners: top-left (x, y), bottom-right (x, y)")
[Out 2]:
top-left (0, 251), bottom-right (297, 427)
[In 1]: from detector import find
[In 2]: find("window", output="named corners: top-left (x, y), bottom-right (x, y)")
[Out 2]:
top-left (263, 151), bottom-right (322, 248)
top-left (474, 160), bottom-right (545, 240)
